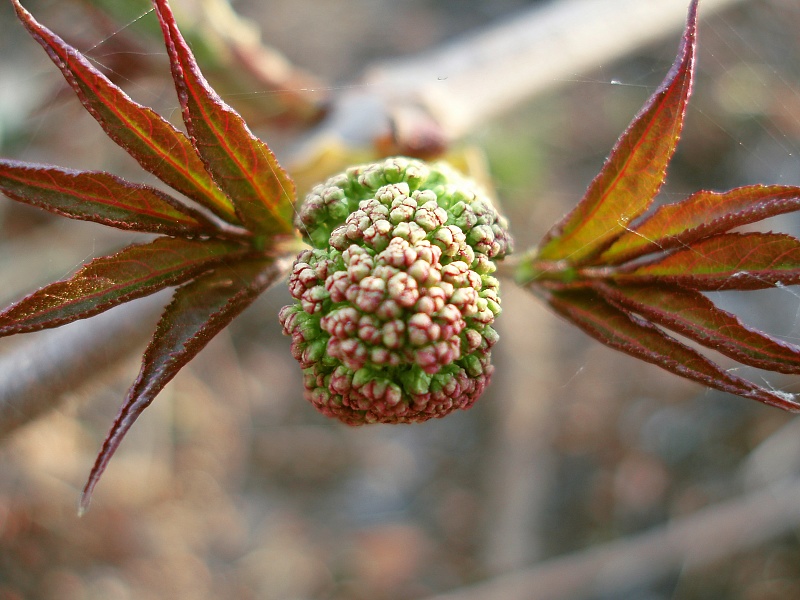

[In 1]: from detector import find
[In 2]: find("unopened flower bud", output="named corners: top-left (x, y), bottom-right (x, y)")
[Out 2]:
top-left (282, 157), bottom-right (512, 425)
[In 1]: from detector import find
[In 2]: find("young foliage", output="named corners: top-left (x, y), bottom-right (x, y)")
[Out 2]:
top-left (2, 0), bottom-right (298, 512)
top-left (535, 0), bottom-right (696, 264)
top-left (2, 0), bottom-right (800, 513)
top-left (152, 0), bottom-right (296, 237)
top-left (519, 0), bottom-right (800, 412)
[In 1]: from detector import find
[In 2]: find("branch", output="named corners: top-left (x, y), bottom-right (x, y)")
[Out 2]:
top-left (422, 477), bottom-right (800, 600)
top-left (193, 0), bottom-right (329, 124)
top-left (0, 293), bottom-right (165, 440)
top-left (308, 0), bottom-right (748, 153)
top-left (479, 286), bottom-right (560, 572)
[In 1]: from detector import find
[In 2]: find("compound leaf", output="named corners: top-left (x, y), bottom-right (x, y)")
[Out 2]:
top-left (11, 0), bottom-right (238, 223)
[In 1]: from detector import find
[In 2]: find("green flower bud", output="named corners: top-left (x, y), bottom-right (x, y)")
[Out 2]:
top-left (281, 157), bottom-right (512, 425)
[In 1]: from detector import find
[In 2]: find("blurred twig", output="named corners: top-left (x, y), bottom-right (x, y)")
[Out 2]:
top-left (77, 0), bottom-right (328, 125)
top-left (423, 476), bottom-right (800, 600)
top-left (481, 286), bottom-right (559, 572)
top-left (304, 0), bottom-right (748, 155)
top-left (0, 294), bottom-right (165, 440)
top-left (740, 416), bottom-right (800, 489)
top-left (192, 0), bottom-right (329, 124)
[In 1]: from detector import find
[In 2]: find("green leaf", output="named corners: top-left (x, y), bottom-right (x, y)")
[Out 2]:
top-left (620, 232), bottom-right (800, 290)
top-left (0, 159), bottom-right (217, 236)
top-left (152, 0), bottom-right (296, 238)
top-left (536, 0), bottom-right (697, 264)
top-left (79, 256), bottom-right (289, 513)
top-left (0, 237), bottom-right (251, 336)
top-left (601, 185), bottom-right (800, 265)
top-left (594, 282), bottom-right (800, 374)
top-left (11, 0), bottom-right (238, 223)
top-left (545, 288), bottom-right (800, 412)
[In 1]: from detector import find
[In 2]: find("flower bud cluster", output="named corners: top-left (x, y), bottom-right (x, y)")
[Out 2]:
top-left (280, 157), bottom-right (511, 425)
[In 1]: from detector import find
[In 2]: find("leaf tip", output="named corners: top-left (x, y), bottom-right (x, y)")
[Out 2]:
top-left (78, 449), bottom-right (110, 517)
top-left (11, 0), bottom-right (33, 28)
top-left (77, 491), bottom-right (92, 517)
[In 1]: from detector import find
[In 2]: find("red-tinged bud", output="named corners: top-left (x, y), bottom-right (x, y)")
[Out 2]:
top-left (281, 157), bottom-right (512, 424)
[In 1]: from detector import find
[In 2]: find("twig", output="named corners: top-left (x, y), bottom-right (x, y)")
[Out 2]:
top-left (739, 416), bottom-right (800, 489)
top-left (0, 293), bottom-right (165, 440)
top-left (335, 0), bottom-right (749, 145)
top-left (423, 477), bottom-right (800, 600)
top-left (480, 286), bottom-right (559, 572)
top-left (197, 0), bottom-right (329, 123)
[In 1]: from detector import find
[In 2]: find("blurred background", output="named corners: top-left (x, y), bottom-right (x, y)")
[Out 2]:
top-left (2, 0), bottom-right (800, 598)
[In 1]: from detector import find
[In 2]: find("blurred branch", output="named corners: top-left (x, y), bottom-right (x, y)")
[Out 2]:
top-left (299, 0), bottom-right (748, 160)
top-left (739, 416), bottom-right (800, 489)
top-left (424, 476), bottom-right (800, 600)
top-left (480, 286), bottom-right (559, 572)
top-left (0, 0), bottom-right (749, 435)
top-left (193, 0), bottom-right (329, 124)
top-left (0, 294), bottom-right (165, 440)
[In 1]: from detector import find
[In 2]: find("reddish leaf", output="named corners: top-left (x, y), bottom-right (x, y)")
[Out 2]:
top-left (11, 0), bottom-right (238, 223)
top-left (152, 0), bottom-right (296, 238)
top-left (0, 159), bottom-right (217, 236)
top-left (594, 282), bottom-right (800, 374)
top-left (620, 232), bottom-right (800, 290)
top-left (0, 237), bottom-right (251, 336)
top-left (536, 0), bottom-right (697, 264)
top-left (601, 185), bottom-right (800, 264)
top-left (79, 256), bottom-right (290, 512)
top-left (545, 288), bottom-right (800, 411)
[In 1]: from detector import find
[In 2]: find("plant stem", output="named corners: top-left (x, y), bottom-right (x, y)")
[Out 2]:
top-left (0, 293), bottom-right (166, 440)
